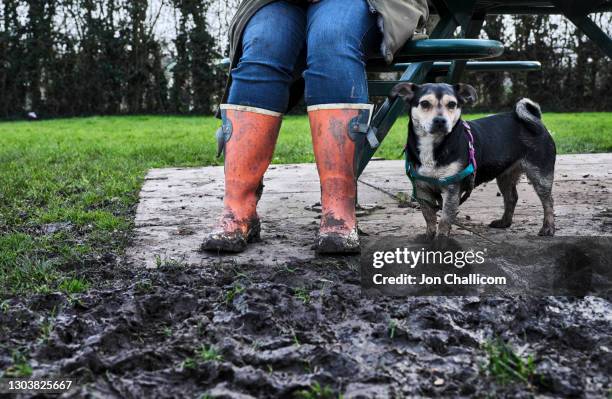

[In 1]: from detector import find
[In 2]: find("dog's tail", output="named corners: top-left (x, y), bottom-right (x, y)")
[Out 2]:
top-left (514, 98), bottom-right (547, 135)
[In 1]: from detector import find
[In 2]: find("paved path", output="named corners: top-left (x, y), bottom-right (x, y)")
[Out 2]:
top-left (128, 154), bottom-right (612, 268)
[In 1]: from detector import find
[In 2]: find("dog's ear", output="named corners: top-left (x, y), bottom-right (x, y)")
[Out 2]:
top-left (390, 83), bottom-right (419, 103)
top-left (453, 84), bottom-right (478, 105)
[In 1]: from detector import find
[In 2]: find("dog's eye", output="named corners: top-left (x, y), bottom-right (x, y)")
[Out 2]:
top-left (419, 100), bottom-right (431, 109)
top-left (447, 101), bottom-right (457, 109)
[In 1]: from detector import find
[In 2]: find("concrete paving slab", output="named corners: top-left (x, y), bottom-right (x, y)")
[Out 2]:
top-left (127, 154), bottom-right (612, 268)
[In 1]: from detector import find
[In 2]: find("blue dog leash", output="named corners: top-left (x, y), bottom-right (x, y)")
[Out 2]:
top-left (404, 121), bottom-right (477, 206)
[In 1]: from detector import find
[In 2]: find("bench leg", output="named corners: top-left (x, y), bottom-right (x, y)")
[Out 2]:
top-left (551, 0), bottom-right (612, 58)
top-left (567, 14), bottom-right (612, 58)
top-left (446, 12), bottom-right (486, 83)
top-left (356, 0), bottom-right (487, 176)
top-left (356, 13), bottom-right (459, 177)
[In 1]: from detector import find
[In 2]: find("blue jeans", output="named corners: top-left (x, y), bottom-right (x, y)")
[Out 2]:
top-left (227, 0), bottom-right (381, 113)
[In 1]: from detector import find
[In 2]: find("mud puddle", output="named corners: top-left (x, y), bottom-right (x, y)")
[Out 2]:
top-left (1, 242), bottom-right (611, 398)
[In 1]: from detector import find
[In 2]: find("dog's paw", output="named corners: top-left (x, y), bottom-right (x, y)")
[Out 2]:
top-left (425, 230), bottom-right (437, 240)
top-left (489, 219), bottom-right (511, 229)
top-left (538, 225), bottom-right (555, 236)
top-left (437, 224), bottom-right (452, 237)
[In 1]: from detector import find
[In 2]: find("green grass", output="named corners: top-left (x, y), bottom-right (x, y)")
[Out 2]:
top-left (483, 339), bottom-right (537, 386)
top-left (181, 344), bottom-right (223, 370)
top-left (294, 382), bottom-right (337, 399)
top-left (196, 345), bottom-right (223, 362)
top-left (293, 287), bottom-right (311, 304)
top-left (58, 277), bottom-right (89, 294)
top-left (2, 350), bottom-right (33, 377)
top-left (540, 113), bottom-right (612, 154)
top-left (388, 319), bottom-right (398, 339)
top-left (0, 113), bottom-right (610, 296)
top-left (225, 284), bottom-right (245, 304)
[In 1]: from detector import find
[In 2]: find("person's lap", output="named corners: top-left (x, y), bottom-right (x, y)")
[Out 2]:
top-left (227, 0), bottom-right (381, 112)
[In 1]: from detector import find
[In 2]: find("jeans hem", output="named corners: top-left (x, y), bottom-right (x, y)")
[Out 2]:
top-left (307, 103), bottom-right (373, 112)
top-left (221, 104), bottom-right (283, 117)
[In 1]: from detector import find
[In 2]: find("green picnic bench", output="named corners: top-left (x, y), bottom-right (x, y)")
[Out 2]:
top-left (367, 61), bottom-right (542, 97)
top-left (357, 0), bottom-right (612, 176)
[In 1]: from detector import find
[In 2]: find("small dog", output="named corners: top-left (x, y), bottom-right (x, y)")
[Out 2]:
top-left (391, 82), bottom-right (556, 238)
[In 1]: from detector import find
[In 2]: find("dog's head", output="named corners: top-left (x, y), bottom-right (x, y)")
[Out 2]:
top-left (391, 83), bottom-right (477, 136)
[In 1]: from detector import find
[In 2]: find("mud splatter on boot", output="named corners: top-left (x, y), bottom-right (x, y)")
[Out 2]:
top-left (201, 106), bottom-right (281, 254)
top-left (317, 228), bottom-right (360, 254)
top-left (308, 105), bottom-right (372, 255)
top-left (201, 216), bottom-right (261, 253)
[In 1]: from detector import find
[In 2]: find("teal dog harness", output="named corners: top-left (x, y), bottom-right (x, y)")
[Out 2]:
top-left (404, 121), bottom-right (477, 205)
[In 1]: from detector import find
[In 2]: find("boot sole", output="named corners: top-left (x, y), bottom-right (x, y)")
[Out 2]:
top-left (200, 221), bottom-right (261, 254)
top-left (316, 234), bottom-right (361, 255)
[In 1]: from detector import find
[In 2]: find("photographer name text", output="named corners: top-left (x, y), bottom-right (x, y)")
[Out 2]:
top-left (372, 273), bottom-right (506, 285)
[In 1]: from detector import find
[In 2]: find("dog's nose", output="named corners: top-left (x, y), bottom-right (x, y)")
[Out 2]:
top-left (432, 117), bottom-right (447, 129)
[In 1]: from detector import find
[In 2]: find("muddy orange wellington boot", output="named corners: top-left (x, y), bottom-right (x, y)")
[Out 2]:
top-left (201, 105), bottom-right (282, 253)
top-left (308, 104), bottom-right (374, 254)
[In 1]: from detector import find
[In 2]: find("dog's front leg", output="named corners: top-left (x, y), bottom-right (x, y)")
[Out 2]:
top-left (421, 203), bottom-right (438, 239)
top-left (438, 184), bottom-right (461, 237)
top-left (415, 183), bottom-right (438, 239)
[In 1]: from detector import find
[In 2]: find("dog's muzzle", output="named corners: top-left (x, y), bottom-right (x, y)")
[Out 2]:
top-left (431, 116), bottom-right (448, 133)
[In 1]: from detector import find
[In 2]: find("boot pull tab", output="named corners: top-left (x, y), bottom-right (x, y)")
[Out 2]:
top-left (216, 110), bottom-right (233, 158)
top-left (349, 109), bottom-right (379, 148)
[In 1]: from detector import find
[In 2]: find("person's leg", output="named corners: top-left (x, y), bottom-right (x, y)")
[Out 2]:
top-left (228, 1), bottom-right (306, 113)
top-left (202, 2), bottom-right (306, 253)
top-left (304, 0), bottom-right (381, 105)
top-left (304, 0), bottom-right (381, 253)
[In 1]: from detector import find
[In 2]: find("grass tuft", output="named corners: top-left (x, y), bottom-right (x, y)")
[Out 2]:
top-left (225, 285), bottom-right (244, 304)
top-left (483, 339), bottom-right (537, 385)
top-left (2, 350), bottom-right (33, 378)
top-left (58, 277), bottom-right (89, 294)
top-left (294, 382), bottom-right (337, 399)
top-left (181, 357), bottom-right (197, 370)
top-left (197, 345), bottom-right (223, 362)
top-left (135, 279), bottom-right (154, 294)
top-left (388, 319), bottom-right (398, 339)
top-left (293, 287), bottom-right (311, 304)
top-left (155, 256), bottom-right (188, 269)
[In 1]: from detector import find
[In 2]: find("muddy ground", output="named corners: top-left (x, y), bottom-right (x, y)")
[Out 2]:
top-left (2, 155), bottom-right (611, 398)
top-left (1, 244), bottom-right (611, 398)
